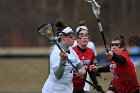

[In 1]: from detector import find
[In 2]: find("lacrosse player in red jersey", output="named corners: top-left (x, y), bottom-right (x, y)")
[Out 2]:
top-left (91, 36), bottom-right (140, 93)
top-left (72, 21), bottom-right (104, 93)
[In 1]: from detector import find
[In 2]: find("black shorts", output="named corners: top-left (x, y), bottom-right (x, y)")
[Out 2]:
top-left (133, 89), bottom-right (139, 93)
top-left (73, 89), bottom-right (84, 93)
top-left (108, 83), bottom-right (117, 93)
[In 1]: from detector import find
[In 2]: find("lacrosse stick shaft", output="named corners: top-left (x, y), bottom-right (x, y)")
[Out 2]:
top-left (54, 40), bottom-right (64, 52)
top-left (97, 18), bottom-right (109, 53)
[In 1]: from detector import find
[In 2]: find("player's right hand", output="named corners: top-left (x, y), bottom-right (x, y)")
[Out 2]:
top-left (60, 51), bottom-right (68, 62)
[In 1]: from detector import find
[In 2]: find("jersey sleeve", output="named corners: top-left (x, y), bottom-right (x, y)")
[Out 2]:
top-left (50, 47), bottom-right (61, 68)
top-left (69, 47), bottom-right (81, 66)
top-left (87, 42), bottom-right (97, 56)
top-left (91, 52), bottom-right (96, 64)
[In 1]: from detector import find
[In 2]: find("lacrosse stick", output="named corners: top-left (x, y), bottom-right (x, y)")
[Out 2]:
top-left (85, 0), bottom-right (108, 80)
top-left (85, 0), bottom-right (109, 53)
top-left (37, 22), bottom-right (98, 89)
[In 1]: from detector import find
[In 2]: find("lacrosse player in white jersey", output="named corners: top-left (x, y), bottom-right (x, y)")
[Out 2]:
top-left (42, 20), bottom-right (88, 93)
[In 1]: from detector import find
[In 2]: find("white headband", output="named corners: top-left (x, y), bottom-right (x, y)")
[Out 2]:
top-left (62, 27), bottom-right (73, 33)
top-left (58, 27), bottom-right (73, 36)
top-left (76, 26), bottom-right (88, 33)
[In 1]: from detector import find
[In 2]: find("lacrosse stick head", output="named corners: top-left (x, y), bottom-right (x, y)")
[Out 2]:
top-left (37, 22), bottom-right (55, 41)
top-left (85, 0), bottom-right (100, 18)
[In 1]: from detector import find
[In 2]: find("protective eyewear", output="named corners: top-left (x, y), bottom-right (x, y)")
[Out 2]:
top-left (110, 43), bottom-right (121, 47)
top-left (65, 32), bottom-right (75, 38)
top-left (68, 33), bottom-right (75, 38)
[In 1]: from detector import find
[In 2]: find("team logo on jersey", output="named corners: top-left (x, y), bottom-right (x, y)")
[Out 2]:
top-left (81, 56), bottom-right (85, 60)
top-left (81, 60), bottom-right (90, 64)
top-left (110, 63), bottom-right (118, 79)
top-left (110, 64), bottom-right (116, 69)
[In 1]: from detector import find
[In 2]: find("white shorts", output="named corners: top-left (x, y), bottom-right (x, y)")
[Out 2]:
top-left (84, 73), bottom-right (90, 91)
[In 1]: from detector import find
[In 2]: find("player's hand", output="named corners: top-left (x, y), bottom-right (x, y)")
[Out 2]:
top-left (78, 69), bottom-right (86, 76)
top-left (60, 51), bottom-right (68, 62)
top-left (105, 51), bottom-right (113, 59)
top-left (89, 65), bottom-right (98, 72)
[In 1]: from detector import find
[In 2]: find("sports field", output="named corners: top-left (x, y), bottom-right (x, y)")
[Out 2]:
top-left (0, 48), bottom-right (139, 93)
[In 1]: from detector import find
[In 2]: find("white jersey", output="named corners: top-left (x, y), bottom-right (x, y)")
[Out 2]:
top-left (73, 40), bottom-right (97, 56)
top-left (42, 45), bottom-right (81, 93)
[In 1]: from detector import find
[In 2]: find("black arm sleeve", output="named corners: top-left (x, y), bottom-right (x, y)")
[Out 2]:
top-left (112, 52), bottom-right (126, 63)
top-left (88, 68), bottom-right (104, 92)
top-left (88, 69), bottom-right (99, 85)
top-left (98, 64), bottom-right (110, 72)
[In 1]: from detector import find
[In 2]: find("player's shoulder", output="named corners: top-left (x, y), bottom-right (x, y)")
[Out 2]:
top-left (87, 41), bottom-right (95, 47)
top-left (88, 41), bottom-right (94, 45)
top-left (86, 47), bottom-right (94, 52)
top-left (118, 51), bottom-right (129, 58)
top-left (50, 45), bottom-right (60, 54)
top-left (72, 45), bottom-right (77, 50)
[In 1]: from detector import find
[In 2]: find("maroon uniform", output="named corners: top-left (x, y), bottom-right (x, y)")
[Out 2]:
top-left (72, 46), bottom-right (95, 91)
top-left (110, 51), bottom-right (140, 93)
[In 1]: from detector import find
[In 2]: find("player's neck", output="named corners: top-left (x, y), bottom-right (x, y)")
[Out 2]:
top-left (77, 45), bottom-right (86, 52)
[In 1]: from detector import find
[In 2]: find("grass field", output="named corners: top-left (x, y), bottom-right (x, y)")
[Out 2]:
top-left (0, 58), bottom-right (140, 93)
top-left (0, 47), bottom-right (139, 93)
top-left (0, 58), bottom-right (49, 93)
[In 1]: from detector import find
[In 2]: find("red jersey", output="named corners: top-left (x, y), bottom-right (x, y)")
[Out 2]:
top-left (110, 51), bottom-right (140, 93)
top-left (72, 46), bottom-right (95, 90)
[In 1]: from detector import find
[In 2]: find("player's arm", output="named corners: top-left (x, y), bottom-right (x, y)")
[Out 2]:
top-left (74, 62), bottom-right (86, 76)
top-left (97, 64), bottom-right (110, 72)
top-left (90, 64), bottom-right (110, 73)
top-left (106, 51), bottom-right (126, 63)
top-left (54, 51), bottom-right (67, 79)
top-left (88, 57), bottom-right (104, 92)
top-left (54, 61), bottom-right (66, 79)
top-left (112, 52), bottom-right (126, 63)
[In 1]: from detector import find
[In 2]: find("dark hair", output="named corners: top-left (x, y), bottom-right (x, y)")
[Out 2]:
top-left (55, 20), bottom-right (65, 42)
top-left (55, 19), bottom-right (73, 42)
top-left (55, 19), bottom-right (67, 32)
top-left (112, 35), bottom-right (126, 49)
top-left (79, 20), bottom-right (86, 26)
